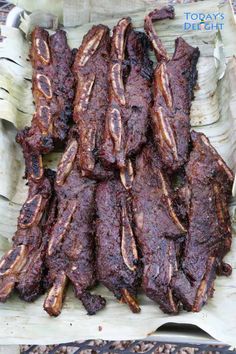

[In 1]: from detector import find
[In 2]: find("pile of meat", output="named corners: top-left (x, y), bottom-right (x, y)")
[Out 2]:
top-left (0, 6), bottom-right (234, 317)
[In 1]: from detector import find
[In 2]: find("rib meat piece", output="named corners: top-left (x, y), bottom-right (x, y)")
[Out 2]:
top-left (96, 179), bottom-right (141, 313)
top-left (72, 25), bottom-right (113, 180)
top-left (16, 27), bottom-right (74, 180)
top-left (144, 7), bottom-right (175, 62)
top-left (172, 131), bottom-right (234, 312)
top-left (144, 7), bottom-right (200, 172)
top-left (132, 144), bottom-right (186, 313)
top-left (16, 170), bottom-right (56, 301)
top-left (44, 129), bottom-right (105, 316)
top-left (100, 19), bottom-right (153, 179)
top-left (0, 170), bottom-right (53, 302)
top-left (123, 30), bottom-right (153, 157)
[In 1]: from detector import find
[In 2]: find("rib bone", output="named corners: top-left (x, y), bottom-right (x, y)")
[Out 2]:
top-left (35, 38), bottom-right (50, 65)
top-left (109, 108), bottom-right (122, 153)
top-left (56, 139), bottom-right (78, 186)
top-left (111, 62), bottom-right (126, 105)
top-left (75, 75), bottom-right (95, 114)
top-left (38, 105), bottom-right (53, 133)
top-left (167, 288), bottom-right (178, 313)
top-left (153, 107), bottom-right (178, 160)
top-left (77, 28), bottom-right (105, 67)
top-left (121, 288), bottom-right (140, 313)
top-left (155, 63), bottom-right (172, 108)
top-left (144, 16), bottom-right (169, 62)
top-left (81, 127), bottom-right (96, 172)
top-left (0, 245), bottom-right (27, 277)
top-left (36, 74), bottom-right (52, 100)
top-left (144, 7), bottom-right (175, 62)
top-left (120, 159), bottom-right (134, 190)
top-left (159, 170), bottom-right (186, 233)
top-left (121, 205), bottom-right (138, 272)
top-left (29, 154), bottom-right (44, 181)
top-left (0, 276), bottom-right (15, 302)
top-left (47, 200), bottom-right (77, 256)
top-left (44, 271), bottom-right (67, 316)
top-left (18, 195), bottom-right (43, 229)
top-left (114, 18), bottom-right (131, 60)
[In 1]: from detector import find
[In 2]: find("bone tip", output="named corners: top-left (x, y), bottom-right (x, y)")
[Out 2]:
top-left (121, 289), bottom-right (141, 313)
top-left (0, 279), bottom-right (15, 302)
top-left (55, 177), bottom-right (63, 187)
top-left (44, 300), bottom-right (62, 317)
top-left (30, 171), bottom-right (43, 182)
top-left (118, 17), bottom-right (131, 26)
top-left (47, 243), bottom-right (54, 256)
top-left (192, 303), bottom-right (202, 312)
top-left (44, 289), bottom-right (64, 317)
top-left (131, 302), bottom-right (141, 313)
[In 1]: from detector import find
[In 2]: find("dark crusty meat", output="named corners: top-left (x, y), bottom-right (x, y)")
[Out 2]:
top-left (122, 31), bottom-right (153, 157)
top-left (132, 144), bottom-right (186, 313)
top-left (72, 25), bottom-right (113, 180)
top-left (100, 19), bottom-right (153, 181)
top-left (16, 170), bottom-right (56, 301)
top-left (16, 27), bottom-right (74, 180)
top-left (144, 7), bottom-right (200, 172)
top-left (172, 131), bottom-right (234, 312)
top-left (47, 30), bottom-right (75, 141)
top-left (96, 179), bottom-right (141, 313)
top-left (0, 170), bottom-right (53, 302)
top-left (44, 129), bottom-right (105, 316)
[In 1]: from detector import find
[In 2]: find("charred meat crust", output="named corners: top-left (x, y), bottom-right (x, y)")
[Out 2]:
top-left (132, 144), bottom-right (186, 314)
top-left (144, 9), bottom-right (200, 172)
top-left (16, 195), bottom-right (56, 302)
top-left (44, 131), bottom-right (106, 316)
top-left (2, 7), bottom-right (233, 317)
top-left (0, 170), bottom-right (54, 302)
top-left (73, 25), bottom-right (113, 180)
top-left (95, 179), bottom-right (141, 313)
top-left (172, 131), bottom-right (233, 312)
top-left (100, 19), bottom-right (153, 175)
top-left (16, 27), bottom-right (75, 180)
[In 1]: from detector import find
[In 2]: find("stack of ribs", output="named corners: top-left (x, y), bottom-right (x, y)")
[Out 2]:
top-left (132, 144), bottom-right (187, 313)
top-left (0, 28), bottom-right (75, 307)
top-left (172, 132), bottom-right (234, 311)
top-left (16, 27), bottom-right (74, 180)
top-left (0, 6), bottom-right (234, 317)
top-left (44, 128), bottom-right (106, 316)
top-left (72, 24), bottom-right (113, 180)
top-left (100, 17), bottom-right (153, 184)
top-left (96, 178), bottom-right (141, 313)
top-left (0, 170), bottom-right (54, 302)
top-left (144, 7), bottom-right (200, 171)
